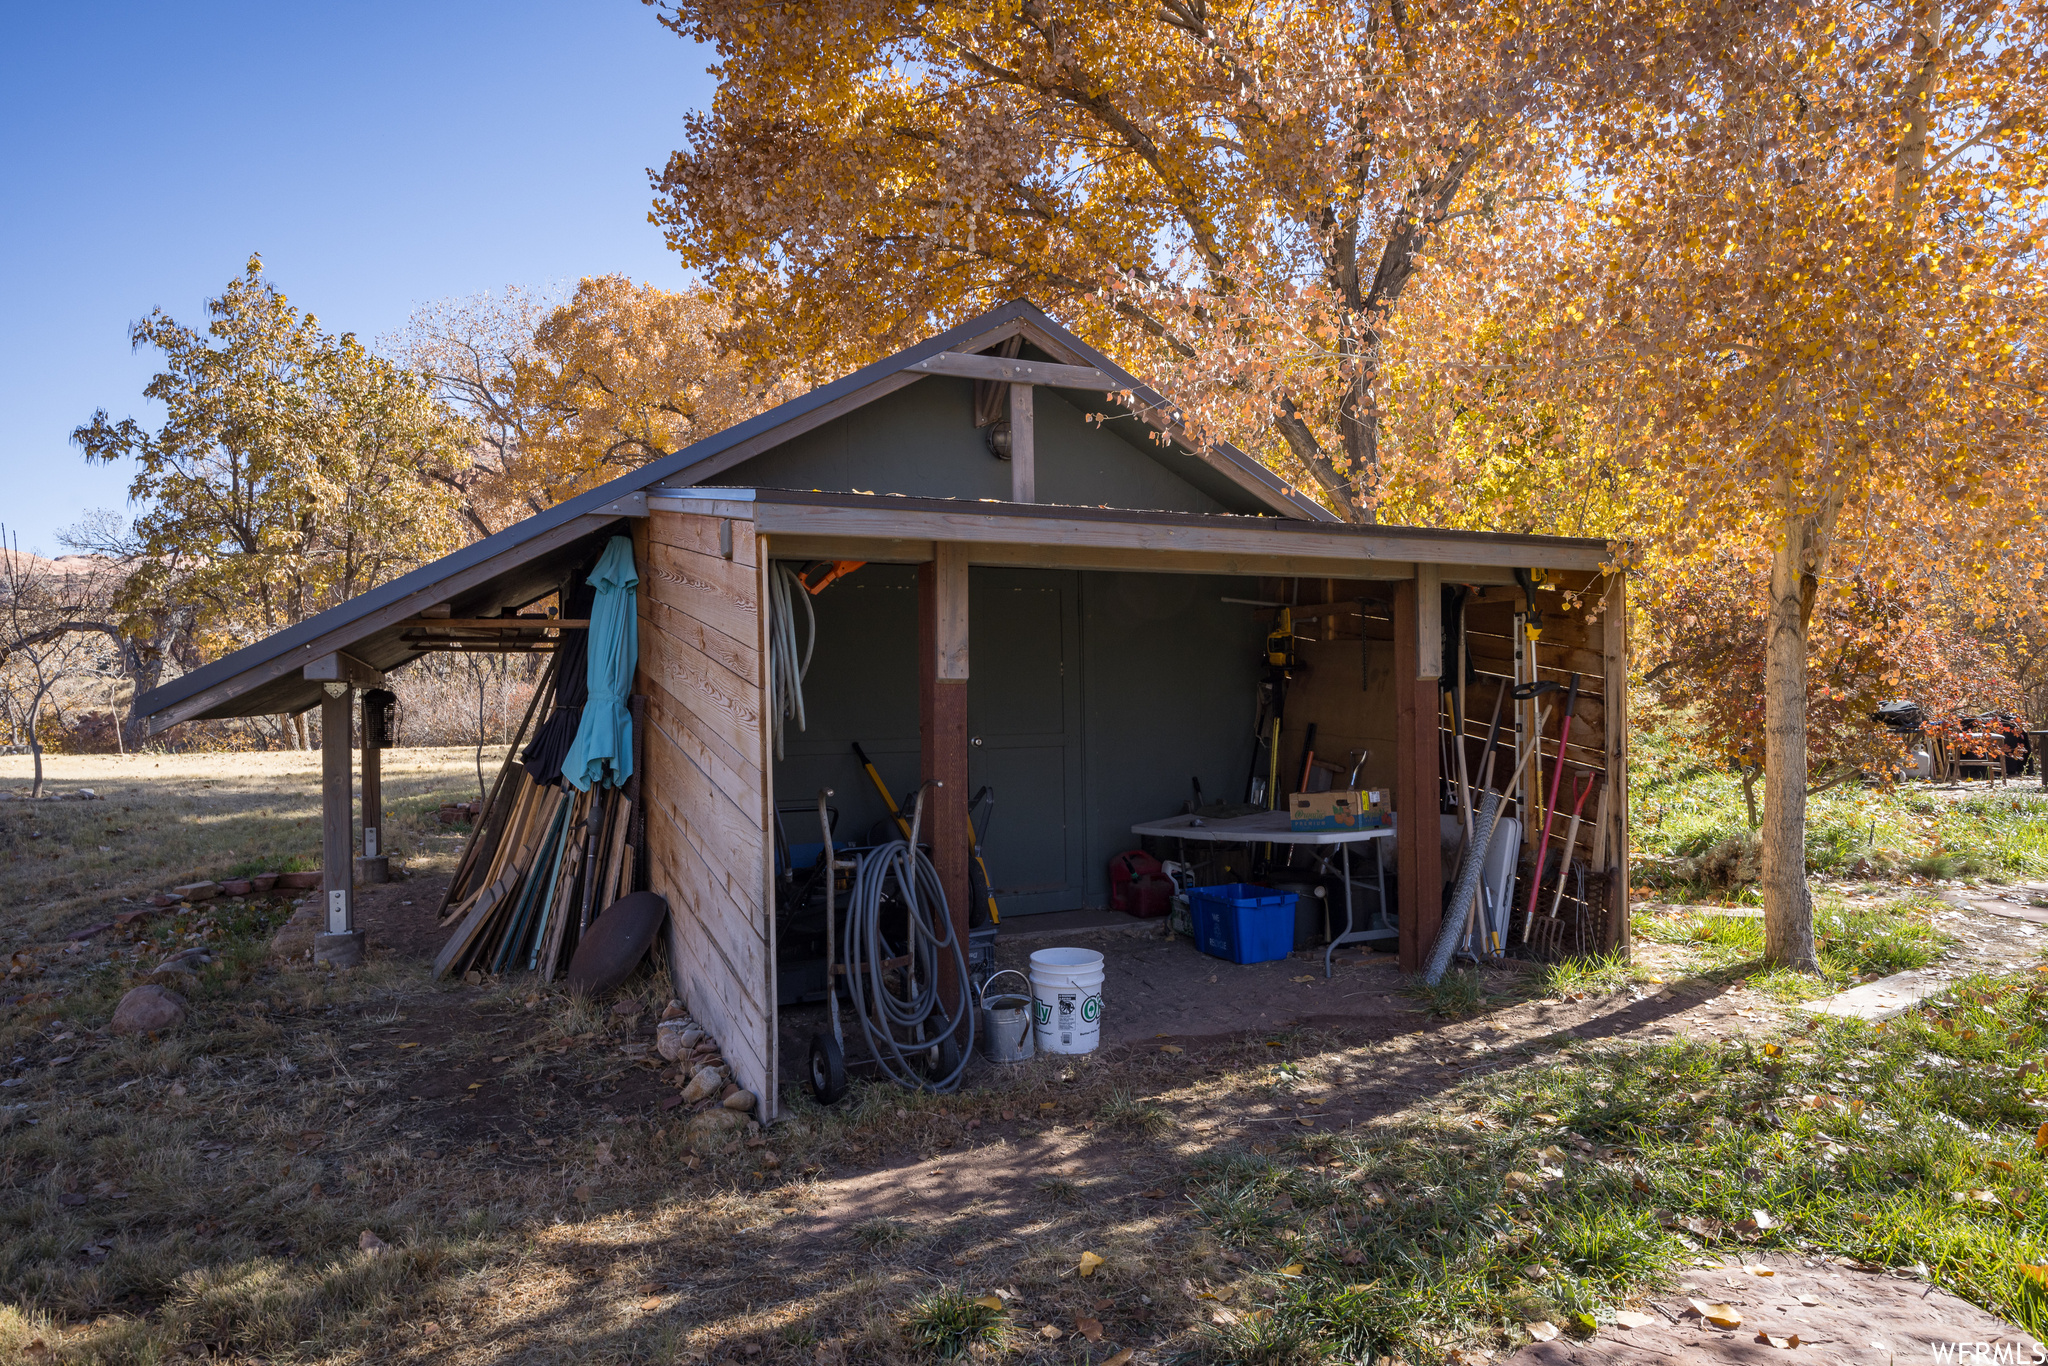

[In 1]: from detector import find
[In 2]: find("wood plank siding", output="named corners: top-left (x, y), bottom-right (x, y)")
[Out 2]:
top-left (634, 509), bottom-right (780, 1120)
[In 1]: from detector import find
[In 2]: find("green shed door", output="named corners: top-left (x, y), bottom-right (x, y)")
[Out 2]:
top-left (968, 568), bottom-right (1085, 916)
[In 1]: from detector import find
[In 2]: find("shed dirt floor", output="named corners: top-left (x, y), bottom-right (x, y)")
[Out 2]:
top-left (4, 868), bottom-right (2044, 1365)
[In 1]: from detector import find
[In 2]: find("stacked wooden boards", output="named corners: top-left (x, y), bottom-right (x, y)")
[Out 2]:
top-left (432, 769), bottom-right (640, 979)
top-left (432, 647), bottom-right (650, 980)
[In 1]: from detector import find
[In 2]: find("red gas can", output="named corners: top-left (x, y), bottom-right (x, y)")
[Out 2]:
top-left (1109, 850), bottom-right (1174, 918)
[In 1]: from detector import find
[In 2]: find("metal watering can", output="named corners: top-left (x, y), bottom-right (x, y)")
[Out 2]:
top-left (977, 970), bottom-right (1035, 1064)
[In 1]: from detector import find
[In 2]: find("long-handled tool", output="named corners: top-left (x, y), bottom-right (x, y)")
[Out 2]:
top-left (1527, 768), bottom-right (1598, 942)
top-left (967, 785), bottom-right (1000, 926)
top-left (852, 740), bottom-right (915, 842)
top-left (1425, 690), bottom-right (1554, 984)
top-left (1521, 672), bottom-right (1582, 932)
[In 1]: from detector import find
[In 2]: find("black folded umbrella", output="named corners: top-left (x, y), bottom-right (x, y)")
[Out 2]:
top-left (522, 573), bottom-right (598, 785)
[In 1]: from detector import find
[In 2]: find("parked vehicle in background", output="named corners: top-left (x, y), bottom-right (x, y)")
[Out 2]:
top-left (1872, 700), bottom-right (2034, 780)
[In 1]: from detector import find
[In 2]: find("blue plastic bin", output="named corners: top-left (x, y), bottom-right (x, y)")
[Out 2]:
top-left (1188, 884), bottom-right (1297, 965)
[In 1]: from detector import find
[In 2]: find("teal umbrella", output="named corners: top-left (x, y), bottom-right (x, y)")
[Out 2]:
top-left (562, 535), bottom-right (639, 792)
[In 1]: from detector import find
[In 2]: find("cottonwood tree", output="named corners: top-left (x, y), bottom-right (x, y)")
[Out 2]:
top-left (1496, 0), bottom-right (2048, 968)
top-left (74, 257), bottom-right (473, 662)
top-left (647, 0), bottom-right (1738, 520)
top-left (398, 276), bottom-right (787, 523)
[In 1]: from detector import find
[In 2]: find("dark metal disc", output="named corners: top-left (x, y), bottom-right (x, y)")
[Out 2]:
top-left (564, 891), bottom-right (668, 996)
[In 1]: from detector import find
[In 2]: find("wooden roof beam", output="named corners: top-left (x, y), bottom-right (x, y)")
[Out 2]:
top-left (905, 351), bottom-right (1117, 390)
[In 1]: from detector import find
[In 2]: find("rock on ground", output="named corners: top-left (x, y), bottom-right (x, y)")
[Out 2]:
top-left (110, 985), bottom-right (188, 1035)
top-left (268, 900), bottom-right (323, 965)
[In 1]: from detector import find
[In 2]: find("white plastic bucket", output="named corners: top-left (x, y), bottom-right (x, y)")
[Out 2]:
top-left (1029, 947), bottom-right (1105, 1055)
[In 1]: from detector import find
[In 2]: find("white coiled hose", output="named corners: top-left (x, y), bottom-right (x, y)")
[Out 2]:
top-left (767, 562), bottom-right (815, 759)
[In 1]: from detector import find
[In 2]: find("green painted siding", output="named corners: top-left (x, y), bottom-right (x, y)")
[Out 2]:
top-left (770, 561), bottom-right (1266, 914)
top-left (710, 379), bottom-right (1245, 515)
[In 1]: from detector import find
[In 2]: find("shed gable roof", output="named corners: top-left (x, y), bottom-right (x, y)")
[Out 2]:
top-left (132, 301), bottom-right (1334, 729)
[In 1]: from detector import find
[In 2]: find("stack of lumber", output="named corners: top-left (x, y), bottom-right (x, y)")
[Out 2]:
top-left (431, 643), bottom-right (648, 981)
top-left (432, 770), bottom-right (637, 979)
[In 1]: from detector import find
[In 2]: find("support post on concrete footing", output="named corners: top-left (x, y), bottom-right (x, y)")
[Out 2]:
top-left (316, 684), bottom-right (364, 967)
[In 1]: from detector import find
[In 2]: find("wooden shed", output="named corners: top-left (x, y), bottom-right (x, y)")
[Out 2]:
top-left (135, 301), bottom-right (1628, 1122)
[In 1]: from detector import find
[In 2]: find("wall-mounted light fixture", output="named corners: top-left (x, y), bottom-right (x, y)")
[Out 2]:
top-left (986, 419), bottom-right (1012, 461)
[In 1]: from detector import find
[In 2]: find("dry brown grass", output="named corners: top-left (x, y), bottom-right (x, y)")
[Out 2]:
top-left (4, 752), bottom-right (1804, 1366)
top-left (0, 748), bottom-right (505, 942)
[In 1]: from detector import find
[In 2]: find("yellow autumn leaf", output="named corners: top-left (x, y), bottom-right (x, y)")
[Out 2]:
top-left (1688, 1298), bottom-right (1743, 1329)
top-left (1527, 1321), bottom-right (1560, 1341)
top-left (1078, 1251), bottom-right (1104, 1277)
top-left (973, 1294), bottom-right (1005, 1311)
top-left (1278, 1263), bottom-right (1305, 1277)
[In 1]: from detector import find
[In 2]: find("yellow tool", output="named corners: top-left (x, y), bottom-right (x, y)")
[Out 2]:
top-left (852, 741), bottom-right (914, 842)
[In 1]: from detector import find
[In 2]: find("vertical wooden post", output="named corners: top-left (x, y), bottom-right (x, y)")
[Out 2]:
top-left (920, 542), bottom-right (971, 998)
top-left (315, 685), bottom-right (363, 967)
top-left (1601, 571), bottom-right (1631, 954)
top-left (357, 691), bottom-right (388, 884)
top-left (1009, 384), bottom-right (1035, 503)
top-left (1393, 574), bottom-right (1443, 973)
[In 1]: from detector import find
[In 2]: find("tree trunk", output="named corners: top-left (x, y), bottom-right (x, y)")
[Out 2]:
top-left (1761, 508), bottom-right (1820, 971)
top-left (28, 694), bottom-right (44, 800)
top-left (293, 712), bottom-right (311, 751)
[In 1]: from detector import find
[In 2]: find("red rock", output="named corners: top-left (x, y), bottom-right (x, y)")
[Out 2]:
top-left (109, 985), bottom-right (188, 1035)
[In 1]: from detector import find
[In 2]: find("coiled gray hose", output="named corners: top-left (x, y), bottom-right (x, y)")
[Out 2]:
top-left (767, 562), bottom-right (815, 759)
top-left (844, 837), bottom-right (975, 1092)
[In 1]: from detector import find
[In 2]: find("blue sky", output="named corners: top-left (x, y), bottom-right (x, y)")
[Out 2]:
top-left (0, 2), bottom-right (712, 555)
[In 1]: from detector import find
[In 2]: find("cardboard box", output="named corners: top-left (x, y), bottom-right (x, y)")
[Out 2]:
top-left (1289, 789), bottom-right (1391, 832)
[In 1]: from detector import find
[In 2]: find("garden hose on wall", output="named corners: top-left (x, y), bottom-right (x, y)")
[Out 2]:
top-left (768, 562), bottom-right (815, 759)
top-left (843, 835), bottom-right (976, 1092)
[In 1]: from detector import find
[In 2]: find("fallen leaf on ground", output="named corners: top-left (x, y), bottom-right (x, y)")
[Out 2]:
top-left (1102, 1352), bottom-right (1132, 1366)
top-left (973, 1295), bottom-right (1004, 1311)
top-left (1278, 1263), bottom-right (1304, 1277)
top-left (1797, 1294), bottom-right (1822, 1307)
top-left (1756, 1332), bottom-right (1802, 1348)
top-left (1527, 1321), bottom-right (1560, 1342)
top-left (1745, 1265), bottom-right (1776, 1277)
top-left (1687, 1299), bottom-right (1742, 1329)
top-left (2036, 1122), bottom-right (2048, 1152)
top-left (1078, 1251), bottom-right (1104, 1277)
top-left (1039, 1324), bottom-right (1063, 1340)
top-left (1614, 1311), bottom-right (1657, 1329)
top-left (1750, 1209), bottom-right (1777, 1229)
top-left (358, 1230), bottom-right (389, 1254)
top-left (1075, 1316), bottom-right (1103, 1342)
top-left (1159, 1045), bottom-right (1183, 1054)
top-left (2018, 1264), bottom-right (2048, 1287)
top-left (639, 1298), bottom-right (662, 1310)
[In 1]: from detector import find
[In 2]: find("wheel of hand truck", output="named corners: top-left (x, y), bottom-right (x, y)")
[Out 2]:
top-left (807, 1031), bottom-right (847, 1104)
top-left (920, 1022), bottom-right (963, 1085)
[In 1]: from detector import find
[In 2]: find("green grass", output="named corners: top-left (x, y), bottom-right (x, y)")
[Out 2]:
top-left (1179, 969), bottom-right (2048, 1364)
top-left (902, 1285), bottom-right (1006, 1359)
top-left (1627, 724), bottom-right (2048, 899)
top-left (1535, 952), bottom-right (1652, 997)
top-left (1406, 969), bottom-right (1489, 1019)
top-left (1633, 897), bottom-right (1954, 1000)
